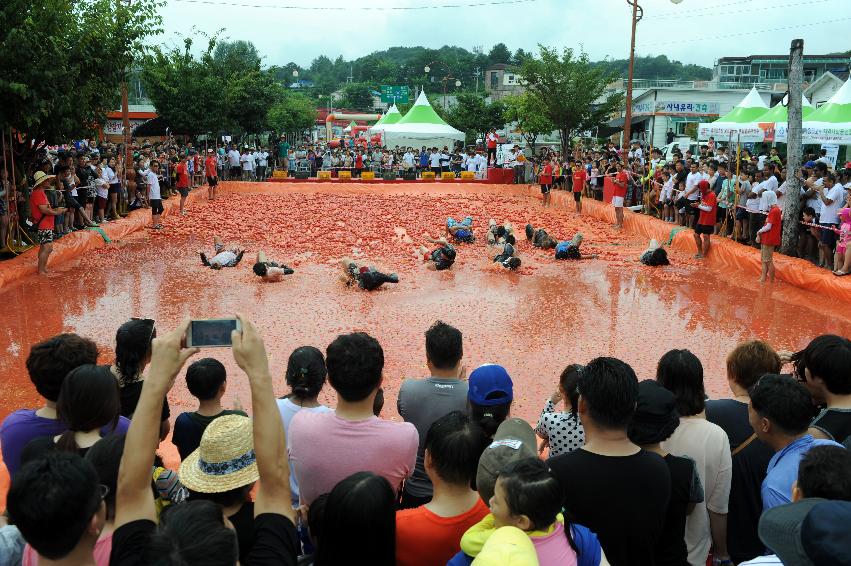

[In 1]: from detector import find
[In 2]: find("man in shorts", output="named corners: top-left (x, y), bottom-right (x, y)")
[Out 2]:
top-left (339, 258), bottom-right (399, 290)
top-left (252, 251), bottom-right (294, 281)
top-left (199, 236), bottom-right (245, 270)
top-left (691, 179), bottom-right (716, 259)
top-left (572, 160), bottom-right (587, 214)
top-left (174, 154), bottom-right (190, 216)
top-left (612, 161), bottom-right (629, 229)
top-left (492, 242), bottom-right (521, 270)
top-left (554, 233), bottom-right (598, 260)
top-left (204, 149), bottom-right (218, 201)
top-left (29, 171), bottom-right (66, 274)
top-left (446, 216), bottom-right (475, 243)
top-left (145, 160), bottom-right (164, 230)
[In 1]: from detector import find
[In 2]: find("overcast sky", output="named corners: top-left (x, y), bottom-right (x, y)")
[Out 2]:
top-left (157, 0), bottom-right (848, 70)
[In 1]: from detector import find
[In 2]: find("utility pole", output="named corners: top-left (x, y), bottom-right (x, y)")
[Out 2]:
top-left (622, 0), bottom-right (643, 157)
top-left (781, 38), bottom-right (804, 255)
top-left (474, 66), bottom-right (481, 92)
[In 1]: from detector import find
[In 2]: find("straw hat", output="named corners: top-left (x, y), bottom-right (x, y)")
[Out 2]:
top-left (32, 171), bottom-right (55, 188)
top-left (178, 414), bottom-right (259, 493)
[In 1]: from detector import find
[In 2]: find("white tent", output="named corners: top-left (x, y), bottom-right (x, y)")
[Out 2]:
top-left (379, 91), bottom-right (465, 149)
top-left (802, 79), bottom-right (851, 144)
top-left (369, 104), bottom-right (403, 133)
top-left (697, 88), bottom-right (769, 142)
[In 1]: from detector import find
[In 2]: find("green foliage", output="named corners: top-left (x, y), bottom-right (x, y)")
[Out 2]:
top-left (339, 82), bottom-right (375, 111)
top-left (519, 46), bottom-right (624, 155)
top-left (446, 93), bottom-right (505, 145)
top-left (488, 43), bottom-right (512, 65)
top-left (267, 93), bottom-right (316, 134)
top-left (143, 36), bottom-right (279, 135)
top-left (502, 93), bottom-right (554, 150)
top-left (0, 0), bottom-right (162, 146)
top-left (592, 54), bottom-right (713, 82)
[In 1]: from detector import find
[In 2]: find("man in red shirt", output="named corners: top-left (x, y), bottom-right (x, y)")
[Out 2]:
top-left (756, 191), bottom-right (782, 283)
top-left (572, 160), bottom-right (587, 214)
top-left (612, 161), bottom-right (629, 229)
top-left (204, 149), bottom-right (218, 201)
top-left (486, 129), bottom-right (498, 166)
top-left (29, 171), bottom-right (66, 274)
top-left (174, 155), bottom-right (190, 216)
top-left (691, 180), bottom-right (716, 259)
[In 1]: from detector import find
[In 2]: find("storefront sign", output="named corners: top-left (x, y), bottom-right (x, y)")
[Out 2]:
top-left (655, 101), bottom-right (720, 115)
top-left (103, 119), bottom-right (147, 135)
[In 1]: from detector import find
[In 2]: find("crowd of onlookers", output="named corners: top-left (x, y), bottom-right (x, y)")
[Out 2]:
top-left (0, 317), bottom-right (849, 566)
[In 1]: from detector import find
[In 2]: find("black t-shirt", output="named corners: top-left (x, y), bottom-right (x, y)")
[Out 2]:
top-left (173, 409), bottom-right (249, 460)
top-left (117, 379), bottom-right (171, 422)
top-left (657, 454), bottom-right (703, 566)
top-left (548, 448), bottom-right (671, 566)
top-left (811, 407), bottom-right (851, 443)
top-left (705, 399), bottom-right (774, 564)
top-left (230, 501), bottom-right (256, 563)
top-left (109, 513), bottom-right (298, 566)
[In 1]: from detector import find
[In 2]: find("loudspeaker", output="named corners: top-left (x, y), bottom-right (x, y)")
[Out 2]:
top-left (401, 170), bottom-right (416, 180)
top-left (383, 171), bottom-right (398, 181)
top-left (295, 171), bottom-right (310, 179)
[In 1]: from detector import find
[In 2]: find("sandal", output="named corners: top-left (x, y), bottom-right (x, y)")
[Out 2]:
top-left (834, 270), bottom-right (849, 276)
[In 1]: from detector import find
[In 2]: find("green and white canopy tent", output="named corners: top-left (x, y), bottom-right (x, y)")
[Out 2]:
top-left (697, 87), bottom-right (769, 143)
top-left (802, 79), bottom-right (851, 144)
top-left (758, 94), bottom-right (813, 143)
top-left (343, 120), bottom-right (358, 132)
top-left (378, 90), bottom-right (465, 149)
top-left (369, 104), bottom-right (403, 133)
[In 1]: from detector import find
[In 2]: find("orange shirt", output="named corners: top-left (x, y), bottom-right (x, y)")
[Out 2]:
top-left (395, 498), bottom-right (489, 566)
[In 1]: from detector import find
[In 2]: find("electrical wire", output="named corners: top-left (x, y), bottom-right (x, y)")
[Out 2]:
top-left (637, 16), bottom-right (851, 47)
top-left (168, 0), bottom-right (537, 9)
top-left (644, 0), bottom-right (827, 21)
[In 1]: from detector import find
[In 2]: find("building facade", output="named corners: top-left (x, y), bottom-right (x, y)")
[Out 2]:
top-left (712, 54), bottom-right (851, 90)
top-left (485, 64), bottom-right (525, 101)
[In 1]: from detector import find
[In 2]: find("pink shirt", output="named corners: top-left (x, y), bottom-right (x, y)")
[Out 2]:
top-left (288, 411), bottom-right (418, 505)
top-left (532, 522), bottom-right (578, 566)
top-left (24, 531), bottom-right (113, 566)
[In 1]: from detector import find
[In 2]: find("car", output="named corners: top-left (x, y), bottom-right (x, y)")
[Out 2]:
top-left (660, 140), bottom-right (700, 163)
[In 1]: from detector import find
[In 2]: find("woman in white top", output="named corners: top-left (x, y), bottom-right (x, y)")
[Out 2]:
top-left (94, 165), bottom-right (110, 222)
top-left (535, 364), bottom-right (585, 457)
top-left (103, 157), bottom-right (121, 221)
top-left (277, 346), bottom-right (332, 506)
top-left (657, 349), bottom-right (733, 566)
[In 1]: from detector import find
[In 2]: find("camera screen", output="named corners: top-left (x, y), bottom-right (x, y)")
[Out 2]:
top-left (190, 319), bottom-right (237, 347)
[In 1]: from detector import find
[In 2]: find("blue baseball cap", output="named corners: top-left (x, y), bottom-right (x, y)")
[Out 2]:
top-left (805, 160), bottom-right (816, 168)
top-left (468, 364), bottom-right (514, 406)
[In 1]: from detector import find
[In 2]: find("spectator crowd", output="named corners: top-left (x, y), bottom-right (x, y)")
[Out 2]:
top-left (0, 316), bottom-right (849, 566)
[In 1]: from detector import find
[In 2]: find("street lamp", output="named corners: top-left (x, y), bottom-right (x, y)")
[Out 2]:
top-left (424, 61), bottom-right (460, 109)
top-left (622, 0), bottom-right (683, 157)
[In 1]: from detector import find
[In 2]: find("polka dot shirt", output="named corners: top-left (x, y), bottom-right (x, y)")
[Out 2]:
top-left (535, 399), bottom-right (585, 457)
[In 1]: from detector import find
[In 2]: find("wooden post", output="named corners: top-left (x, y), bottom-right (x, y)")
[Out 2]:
top-left (622, 0), bottom-right (641, 157)
top-left (781, 39), bottom-right (804, 255)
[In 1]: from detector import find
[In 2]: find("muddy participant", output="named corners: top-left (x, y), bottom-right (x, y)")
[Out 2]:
top-left (252, 251), bottom-right (295, 281)
top-left (416, 237), bottom-right (457, 271)
top-left (524, 223), bottom-right (558, 250)
top-left (446, 216), bottom-right (475, 243)
top-left (554, 233), bottom-right (598, 261)
top-left (487, 219), bottom-right (516, 247)
top-left (640, 239), bottom-right (670, 267)
top-left (492, 242), bottom-right (521, 270)
top-left (339, 258), bottom-right (399, 290)
top-left (199, 236), bottom-right (245, 270)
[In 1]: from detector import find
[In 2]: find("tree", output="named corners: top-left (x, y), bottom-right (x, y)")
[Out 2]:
top-left (339, 82), bottom-right (374, 110)
top-left (267, 93), bottom-right (317, 135)
top-left (212, 40), bottom-right (262, 75)
top-left (0, 0), bottom-right (162, 173)
top-left (488, 43), bottom-right (511, 66)
top-left (519, 46), bottom-right (624, 156)
top-left (446, 93), bottom-right (505, 145)
top-left (502, 93), bottom-right (554, 153)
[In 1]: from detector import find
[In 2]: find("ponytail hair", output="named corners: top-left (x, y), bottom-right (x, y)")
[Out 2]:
top-left (468, 399), bottom-right (511, 439)
top-left (559, 364), bottom-right (583, 429)
top-left (285, 346), bottom-right (327, 401)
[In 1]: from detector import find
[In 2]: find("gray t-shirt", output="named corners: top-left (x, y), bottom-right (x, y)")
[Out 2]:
top-left (397, 377), bottom-right (469, 498)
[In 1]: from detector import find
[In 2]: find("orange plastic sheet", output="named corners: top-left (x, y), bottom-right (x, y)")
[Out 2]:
top-left (535, 187), bottom-right (851, 302)
top-left (0, 190), bottom-right (203, 291)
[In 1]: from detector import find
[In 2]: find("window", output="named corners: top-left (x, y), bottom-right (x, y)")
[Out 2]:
top-left (490, 72), bottom-right (498, 90)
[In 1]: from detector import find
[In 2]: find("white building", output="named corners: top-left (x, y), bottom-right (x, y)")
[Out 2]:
top-left (804, 71), bottom-right (848, 107)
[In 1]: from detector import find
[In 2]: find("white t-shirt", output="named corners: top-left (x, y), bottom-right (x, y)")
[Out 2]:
top-left (429, 153), bottom-right (441, 168)
top-left (278, 398), bottom-right (331, 505)
top-left (465, 155), bottom-right (477, 172)
top-left (473, 154), bottom-right (487, 174)
top-left (819, 183), bottom-right (845, 224)
top-left (240, 154), bottom-right (254, 171)
top-left (685, 171), bottom-right (703, 200)
top-left (804, 178), bottom-right (824, 214)
top-left (258, 152), bottom-right (268, 167)
top-left (775, 180), bottom-right (787, 211)
top-left (661, 418), bottom-right (732, 566)
top-left (95, 177), bottom-right (109, 199)
top-left (403, 152), bottom-right (414, 166)
top-left (145, 170), bottom-right (161, 200)
top-left (747, 181), bottom-right (762, 211)
top-left (661, 177), bottom-right (674, 201)
top-left (227, 149), bottom-right (241, 167)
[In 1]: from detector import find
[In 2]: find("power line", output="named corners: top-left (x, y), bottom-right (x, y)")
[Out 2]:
top-left (637, 16), bottom-right (851, 47)
top-left (168, 0), bottom-right (537, 9)
top-left (644, 0), bottom-right (827, 20)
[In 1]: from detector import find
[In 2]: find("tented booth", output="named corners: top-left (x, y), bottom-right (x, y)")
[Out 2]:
top-left (802, 79), bottom-right (851, 144)
top-left (697, 87), bottom-right (769, 142)
top-left (379, 91), bottom-right (465, 149)
top-left (369, 104), bottom-right (403, 134)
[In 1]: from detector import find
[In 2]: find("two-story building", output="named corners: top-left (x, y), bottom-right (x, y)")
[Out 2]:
top-left (485, 63), bottom-right (525, 101)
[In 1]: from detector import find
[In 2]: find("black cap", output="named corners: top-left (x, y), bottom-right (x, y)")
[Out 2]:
top-left (628, 380), bottom-right (680, 445)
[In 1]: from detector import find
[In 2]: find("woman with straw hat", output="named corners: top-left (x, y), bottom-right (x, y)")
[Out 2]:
top-left (180, 414), bottom-right (259, 562)
top-left (29, 170), bottom-right (66, 274)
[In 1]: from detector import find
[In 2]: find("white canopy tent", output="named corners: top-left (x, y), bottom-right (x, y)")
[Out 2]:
top-left (697, 88), bottom-right (769, 142)
top-left (369, 104), bottom-right (403, 133)
top-left (801, 79), bottom-right (851, 144)
top-left (379, 91), bottom-right (465, 149)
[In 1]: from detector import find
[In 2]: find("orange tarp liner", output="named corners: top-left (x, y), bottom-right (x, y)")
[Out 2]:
top-left (0, 191), bottom-right (202, 291)
top-left (534, 187), bottom-right (851, 303)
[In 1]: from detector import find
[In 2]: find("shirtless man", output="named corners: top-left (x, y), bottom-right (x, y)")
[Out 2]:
top-left (199, 236), bottom-right (245, 270)
top-left (339, 257), bottom-right (399, 290)
top-left (492, 242), bottom-right (521, 270)
top-left (487, 219), bottom-right (516, 246)
top-left (525, 223), bottom-right (558, 249)
top-left (554, 233), bottom-right (598, 260)
top-left (446, 216), bottom-right (475, 243)
top-left (252, 251), bottom-right (295, 281)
